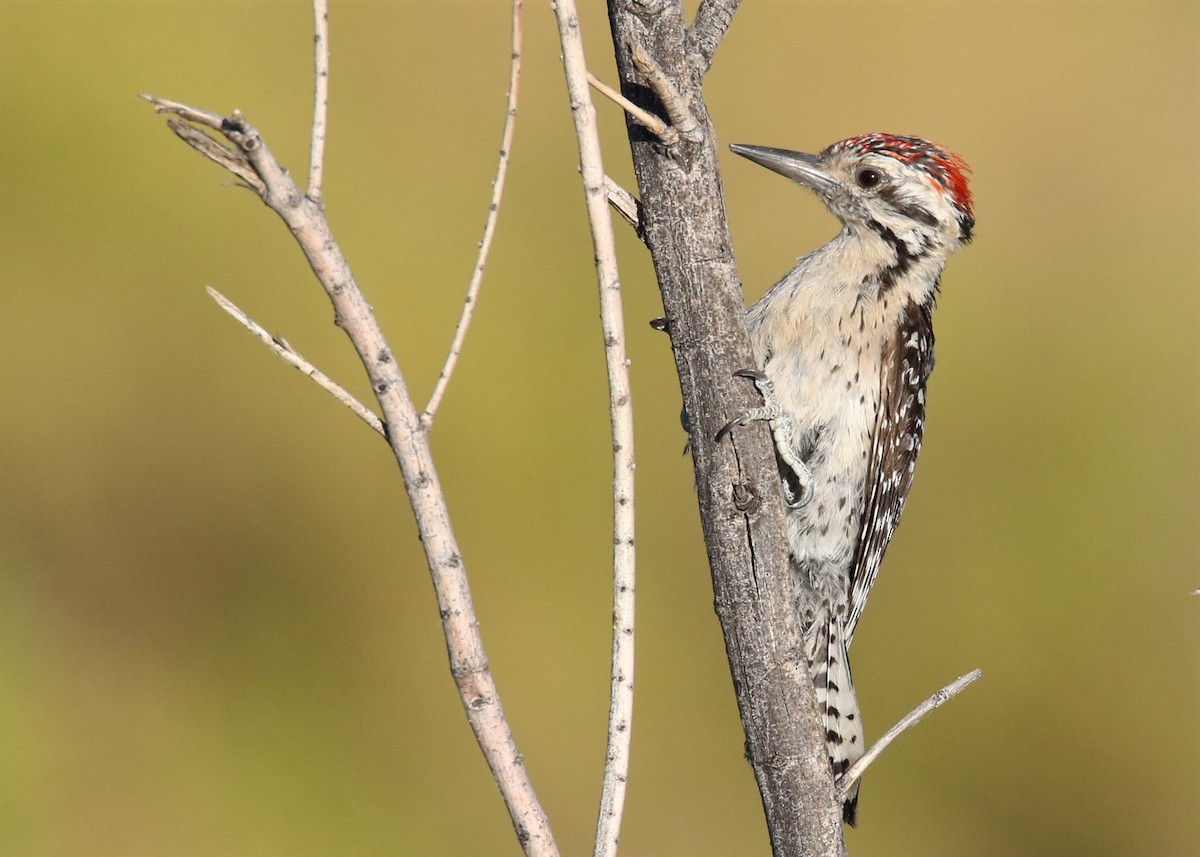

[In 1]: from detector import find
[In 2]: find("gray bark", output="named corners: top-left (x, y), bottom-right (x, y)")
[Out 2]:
top-left (605, 4), bottom-right (846, 855)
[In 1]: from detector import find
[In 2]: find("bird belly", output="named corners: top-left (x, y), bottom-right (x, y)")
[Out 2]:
top-left (757, 330), bottom-right (883, 616)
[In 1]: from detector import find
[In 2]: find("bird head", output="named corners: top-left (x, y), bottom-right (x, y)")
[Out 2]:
top-left (731, 134), bottom-right (974, 257)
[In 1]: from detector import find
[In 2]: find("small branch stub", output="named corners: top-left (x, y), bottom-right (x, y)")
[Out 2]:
top-left (604, 176), bottom-right (641, 233)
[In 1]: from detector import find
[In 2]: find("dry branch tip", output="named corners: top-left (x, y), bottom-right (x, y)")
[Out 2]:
top-left (140, 93), bottom-right (229, 131)
top-left (837, 668), bottom-right (982, 796)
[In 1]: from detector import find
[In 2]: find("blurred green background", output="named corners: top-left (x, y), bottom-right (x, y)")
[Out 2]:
top-left (1, 1), bottom-right (1197, 854)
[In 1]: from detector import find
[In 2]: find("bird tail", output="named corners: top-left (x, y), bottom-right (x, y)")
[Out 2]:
top-left (808, 613), bottom-right (865, 825)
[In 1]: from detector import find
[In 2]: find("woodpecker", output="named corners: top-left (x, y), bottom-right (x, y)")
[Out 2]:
top-left (724, 134), bottom-right (973, 824)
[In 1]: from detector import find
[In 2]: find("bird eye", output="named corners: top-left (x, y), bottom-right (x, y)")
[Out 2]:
top-left (857, 169), bottom-right (881, 188)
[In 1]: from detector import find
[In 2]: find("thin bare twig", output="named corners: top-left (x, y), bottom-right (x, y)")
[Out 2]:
top-left (143, 94), bottom-right (227, 128)
top-left (837, 668), bottom-right (983, 797)
top-left (604, 176), bottom-right (641, 233)
top-left (308, 0), bottom-right (329, 203)
top-left (422, 0), bottom-right (524, 428)
top-left (550, 4), bottom-right (637, 857)
top-left (148, 97), bottom-right (558, 857)
top-left (205, 286), bottom-right (385, 437)
top-left (587, 71), bottom-right (677, 145)
top-left (627, 39), bottom-right (700, 143)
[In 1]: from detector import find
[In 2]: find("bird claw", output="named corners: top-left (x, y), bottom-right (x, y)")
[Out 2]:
top-left (718, 367), bottom-right (815, 509)
top-left (732, 367), bottom-right (770, 383)
top-left (783, 474), bottom-right (815, 509)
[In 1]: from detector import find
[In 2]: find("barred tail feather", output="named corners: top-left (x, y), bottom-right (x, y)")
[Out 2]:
top-left (808, 613), bottom-right (865, 825)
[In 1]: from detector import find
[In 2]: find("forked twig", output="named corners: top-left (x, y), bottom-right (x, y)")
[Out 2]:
top-left (151, 95), bottom-right (558, 857)
top-left (551, 3), bottom-right (637, 856)
top-left (308, 0), bottom-right (329, 203)
top-left (206, 286), bottom-right (385, 437)
top-left (422, 0), bottom-right (524, 427)
top-left (146, 18), bottom-right (557, 847)
top-left (153, 107), bottom-right (262, 192)
top-left (837, 668), bottom-right (983, 797)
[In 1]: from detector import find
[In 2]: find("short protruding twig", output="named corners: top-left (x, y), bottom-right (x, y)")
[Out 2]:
top-left (587, 72), bottom-right (678, 146)
top-left (308, 0), bottom-right (330, 204)
top-left (604, 176), bottom-right (641, 233)
top-left (626, 39), bottom-right (701, 143)
top-left (206, 287), bottom-right (386, 437)
top-left (422, 0), bottom-right (524, 429)
top-left (837, 668), bottom-right (982, 797)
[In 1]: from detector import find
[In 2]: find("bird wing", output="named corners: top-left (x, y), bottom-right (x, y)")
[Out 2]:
top-left (845, 296), bottom-right (936, 642)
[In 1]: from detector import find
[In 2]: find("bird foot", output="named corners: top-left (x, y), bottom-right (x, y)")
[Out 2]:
top-left (717, 368), bottom-right (814, 508)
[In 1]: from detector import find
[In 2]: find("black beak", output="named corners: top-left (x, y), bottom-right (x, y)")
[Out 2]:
top-left (730, 144), bottom-right (838, 195)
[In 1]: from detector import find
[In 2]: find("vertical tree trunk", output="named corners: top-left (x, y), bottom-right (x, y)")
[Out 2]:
top-left (605, 5), bottom-right (846, 855)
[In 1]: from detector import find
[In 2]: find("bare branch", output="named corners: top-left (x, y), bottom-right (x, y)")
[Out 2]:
top-left (308, 0), bottom-right (330, 203)
top-left (686, 0), bottom-right (743, 75)
top-left (423, 0), bottom-right (523, 428)
top-left (837, 668), bottom-right (983, 797)
top-left (627, 38), bottom-right (700, 143)
top-left (205, 286), bottom-right (385, 437)
top-left (604, 176), bottom-right (641, 233)
top-left (549, 5), bottom-right (637, 857)
top-left (587, 71), bottom-right (678, 145)
top-left (148, 98), bottom-right (558, 857)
